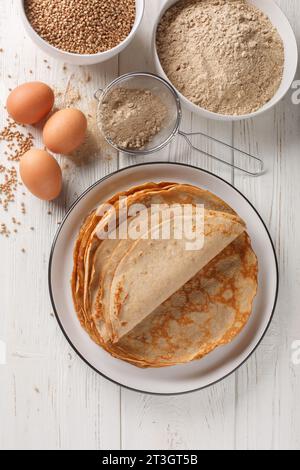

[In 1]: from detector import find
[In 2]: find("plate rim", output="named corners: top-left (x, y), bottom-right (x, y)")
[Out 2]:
top-left (48, 162), bottom-right (279, 396)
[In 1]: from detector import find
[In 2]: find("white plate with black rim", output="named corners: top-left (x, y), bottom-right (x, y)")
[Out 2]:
top-left (48, 163), bottom-right (278, 395)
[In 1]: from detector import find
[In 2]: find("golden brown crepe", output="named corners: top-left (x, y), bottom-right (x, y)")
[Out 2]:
top-left (110, 232), bottom-right (257, 367)
top-left (104, 210), bottom-right (245, 344)
top-left (71, 182), bottom-right (258, 368)
top-left (72, 183), bottom-right (173, 327)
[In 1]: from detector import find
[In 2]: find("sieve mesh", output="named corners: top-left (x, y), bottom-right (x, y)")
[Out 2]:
top-left (95, 72), bottom-right (181, 155)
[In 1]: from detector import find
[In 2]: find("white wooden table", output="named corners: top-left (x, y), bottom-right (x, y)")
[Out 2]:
top-left (0, 0), bottom-right (300, 450)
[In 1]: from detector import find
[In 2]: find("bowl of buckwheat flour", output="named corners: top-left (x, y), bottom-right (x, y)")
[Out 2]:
top-left (20, 0), bottom-right (145, 65)
top-left (154, 0), bottom-right (298, 121)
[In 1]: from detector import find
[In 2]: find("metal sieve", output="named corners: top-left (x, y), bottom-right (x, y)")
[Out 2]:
top-left (94, 72), bottom-right (264, 176)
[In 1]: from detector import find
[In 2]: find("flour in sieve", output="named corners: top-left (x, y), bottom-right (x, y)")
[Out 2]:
top-left (99, 88), bottom-right (168, 150)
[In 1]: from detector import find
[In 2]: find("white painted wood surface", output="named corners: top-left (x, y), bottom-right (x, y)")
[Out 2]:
top-left (0, 0), bottom-right (300, 450)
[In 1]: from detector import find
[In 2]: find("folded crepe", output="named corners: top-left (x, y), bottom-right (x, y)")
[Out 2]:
top-left (71, 182), bottom-right (258, 368)
top-left (112, 232), bottom-right (257, 367)
top-left (73, 182), bottom-right (176, 326)
top-left (100, 209), bottom-right (246, 344)
top-left (83, 183), bottom-right (236, 318)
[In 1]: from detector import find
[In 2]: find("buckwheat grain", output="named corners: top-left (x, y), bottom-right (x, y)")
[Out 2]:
top-left (25, 0), bottom-right (136, 54)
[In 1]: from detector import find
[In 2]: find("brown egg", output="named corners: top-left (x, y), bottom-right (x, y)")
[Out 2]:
top-left (7, 82), bottom-right (55, 125)
top-left (20, 149), bottom-right (62, 201)
top-left (43, 108), bottom-right (87, 155)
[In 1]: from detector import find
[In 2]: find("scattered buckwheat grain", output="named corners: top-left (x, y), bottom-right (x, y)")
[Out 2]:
top-left (0, 117), bottom-right (34, 237)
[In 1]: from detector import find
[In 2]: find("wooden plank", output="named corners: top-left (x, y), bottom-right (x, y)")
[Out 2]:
top-left (0, 0), bottom-right (299, 450)
top-left (0, 0), bottom-right (121, 450)
top-left (118, 0), bottom-right (237, 451)
top-left (233, 0), bottom-right (300, 450)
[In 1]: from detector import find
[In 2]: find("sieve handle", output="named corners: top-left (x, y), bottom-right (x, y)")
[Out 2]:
top-left (178, 130), bottom-right (264, 177)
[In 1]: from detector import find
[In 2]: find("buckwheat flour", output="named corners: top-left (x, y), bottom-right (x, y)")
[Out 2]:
top-left (99, 88), bottom-right (168, 150)
top-left (157, 0), bottom-right (284, 115)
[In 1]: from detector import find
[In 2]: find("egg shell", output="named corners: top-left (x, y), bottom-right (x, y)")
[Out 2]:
top-left (43, 108), bottom-right (87, 155)
top-left (20, 149), bottom-right (62, 201)
top-left (6, 82), bottom-right (55, 125)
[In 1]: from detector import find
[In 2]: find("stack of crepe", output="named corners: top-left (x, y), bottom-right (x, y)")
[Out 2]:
top-left (72, 182), bottom-right (258, 368)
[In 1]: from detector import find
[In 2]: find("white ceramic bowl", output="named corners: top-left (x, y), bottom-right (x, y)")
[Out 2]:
top-left (153, 0), bottom-right (298, 121)
top-left (19, 0), bottom-right (145, 65)
top-left (49, 163), bottom-right (279, 395)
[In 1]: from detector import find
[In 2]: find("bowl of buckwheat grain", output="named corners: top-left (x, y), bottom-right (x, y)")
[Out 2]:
top-left (154, 0), bottom-right (298, 121)
top-left (20, 0), bottom-right (144, 65)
